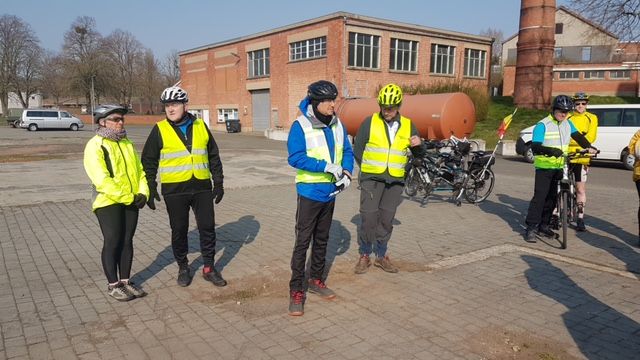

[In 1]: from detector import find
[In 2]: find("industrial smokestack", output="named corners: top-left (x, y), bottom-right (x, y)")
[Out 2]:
top-left (514, 0), bottom-right (556, 109)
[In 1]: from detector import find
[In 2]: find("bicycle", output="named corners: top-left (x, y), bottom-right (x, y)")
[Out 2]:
top-left (555, 149), bottom-right (598, 249)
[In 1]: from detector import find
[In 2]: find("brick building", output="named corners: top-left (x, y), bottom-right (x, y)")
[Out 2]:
top-left (179, 12), bottom-right (492, 133)
top-left (502, 6), bottom-right (640, 98)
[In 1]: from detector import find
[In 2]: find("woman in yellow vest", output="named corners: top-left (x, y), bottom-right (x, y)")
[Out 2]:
top-left (83, 105), bottom-right (149, 302)
top-left (628, 129), bottom-right (640, 246)
top-left (353, 84), bottom-right (423, 274)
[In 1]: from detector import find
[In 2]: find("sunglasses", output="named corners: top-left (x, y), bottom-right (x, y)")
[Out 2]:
top-left (574, 102), bottom-right (587, 106)
top-left (106, 116), bottom-right (125, 123)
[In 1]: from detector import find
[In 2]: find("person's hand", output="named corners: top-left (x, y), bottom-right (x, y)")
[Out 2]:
top-left (213, 184), bottom-right (224, 204)
top-left (147, 188), bottom-right (161, 210)
top-left (133, 194), bottom-right (147, 209)
top-left (588, 147), bottom-right (599, 154)
top-left (324, 163), bottom-right (343, 179)
top-left (550, 148), bottom-right (564, 157)
top-left (335, 171), bottom-right (351, 190)
top-left (410, 135), bottom-right (422, 147)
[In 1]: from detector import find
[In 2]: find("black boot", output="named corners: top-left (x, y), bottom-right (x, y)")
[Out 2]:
top-left (538, 224), bottom-right (556, 238)
top-left (524, 225), bottom-right (537, 243)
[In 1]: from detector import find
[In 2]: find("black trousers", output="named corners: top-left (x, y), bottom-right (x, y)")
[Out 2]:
top-left (95, 204), bottom-right (139, 283)
top-left (526, 169), bottom-right (562, 227)
top-left (164, 191), bottom-right (216, 267)
top-left (289, 195), bottom-right (335, 292)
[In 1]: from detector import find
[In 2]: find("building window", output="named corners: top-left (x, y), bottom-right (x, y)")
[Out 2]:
top-left (554, 47), bottom-right (563, 59)
top-left (558, 71), bottom-right (579, 80)
top-left (389, 38), bottom-right (418, 72)
top-left (584, 70), bottom-right (605, 79)
top-left (248, 48), bottom-right (270, 78)
top-left (610, 70), bottom-right (631, 79)
top-left (290, 36), bottom-right (326, 61)
top-left (555, 23), bottom-right (563, 34)
top-left (581, 47), bottom-right (591, 62)
top-left (463, 48), bottom-right (486, 78)
top-left (348, 32), bottom-right (380, 69)
top-left (430, 44), bottom-right (455, 75)
top-left (217, 108), bottom-right (238, 123)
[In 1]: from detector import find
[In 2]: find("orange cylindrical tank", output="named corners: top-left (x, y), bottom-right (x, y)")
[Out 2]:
top-left (335, 92), bottom-right (476, 139)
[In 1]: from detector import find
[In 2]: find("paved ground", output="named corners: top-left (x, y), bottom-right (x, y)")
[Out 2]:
top-left (1, 126), bottom-right (639, 359)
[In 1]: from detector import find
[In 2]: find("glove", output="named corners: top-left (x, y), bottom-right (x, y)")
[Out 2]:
top-left (335, 173), bottom-right (351, 190)
top-left (147, 188), bottom-right (161, 210)
top-left (549, 148), bottom-right (564, 157)
top-left (213, 184), bottom-right (224, 204)
top-left (324, 163), bottom-right (343, 179)
top-left (133, 194), bottom-right (147, 209)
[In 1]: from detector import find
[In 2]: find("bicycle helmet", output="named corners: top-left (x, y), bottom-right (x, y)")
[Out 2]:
top-left (572, 92), bottom-right (589, 102)
top-left (93, 104), bottom-right (128, 124)
top-left (378, 84), bottom-right (403, 107)
top-left (307, 80), bottom-right (338, 101)
top-left (552, 95), bottom-right (573, 112)
top-left (160, 86), bottom-right (188, 103)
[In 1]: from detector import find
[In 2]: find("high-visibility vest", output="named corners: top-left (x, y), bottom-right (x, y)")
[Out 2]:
top-left (534, 115), bottom-right (572, 169)
top-left (568, 111), bottom-right (598, 165)
top-left (361, 113), bottom-right (411, 177)
top-left (157, 119), bottom-right (210, 183)
top-left (295, 116), bottom-right (344, 183)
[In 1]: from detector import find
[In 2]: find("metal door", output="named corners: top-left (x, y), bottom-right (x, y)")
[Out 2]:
top-left (251, 90), bottom-right (270, 131)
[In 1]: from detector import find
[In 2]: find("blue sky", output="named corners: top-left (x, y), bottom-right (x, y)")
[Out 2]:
top-left (5, 0), bottom-right (571, 59)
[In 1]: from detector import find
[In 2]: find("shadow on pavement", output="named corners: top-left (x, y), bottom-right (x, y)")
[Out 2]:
top-left (479, 193), bottom-right (529, 234)
top-left (323, 220), bottom-right (351, 280)
top-left (522, 255), bottom-right (640, 360)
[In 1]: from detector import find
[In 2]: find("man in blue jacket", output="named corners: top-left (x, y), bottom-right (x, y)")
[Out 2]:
top-left (286, 80), bottom-right (354, 316)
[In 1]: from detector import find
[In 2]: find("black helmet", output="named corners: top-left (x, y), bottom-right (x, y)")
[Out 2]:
top-left (552, 95), bottom-right (573, 112)
top-left (307, 80), bottom-right (338, 101)
top-left (94, 104), bottom-right (128, 124)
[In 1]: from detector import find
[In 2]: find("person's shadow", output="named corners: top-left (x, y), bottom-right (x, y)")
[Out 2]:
top-left (132, 215), bottom-right (260, 284)
top-left (478, 193), bottom-right (530, 235)
top-left (322, 220), bottom-right (351, 279)
top-left (522, 255), bottom-right (640, 359)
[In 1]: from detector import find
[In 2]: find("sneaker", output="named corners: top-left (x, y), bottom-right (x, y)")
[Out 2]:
top-left (177, 265), bottom-right (192, 287)
top-left (576, 218), bottom-right (586, 232)
top-left (308, 279), bottom-right (336, 300)
top-left (538, 225), bottom-right (556, 238)
top-left (288, 290), bottom-right (305, 316)
top-left (524, 227), bottom-right (537, 243)
top-left (354, 254), bottom-right (371, 274)
top-left (374, 255), bottom-right (399, 273)
top-left (202, 266), bottom-right (227, 287)
top-left (122, 281), bottom-right (147, 298)
top-left (108, 283), bottom-right (134, 302)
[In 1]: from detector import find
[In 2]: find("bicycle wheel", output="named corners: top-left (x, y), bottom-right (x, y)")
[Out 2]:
top-left (560, 190), bottom-right (569, 249)
top-left (463, 168), bottom-right (495, 203)
top-left (404, 167), bottom-right (420, 197)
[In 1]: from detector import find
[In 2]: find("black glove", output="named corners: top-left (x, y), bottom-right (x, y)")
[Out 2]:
top-left (213, 184), bottom-right (224, 204)
top-left (549, 148), bottom-right (564, 157)
top-left (133, 194), bottom-right (147, 209)
top-left (147, 188), bottom-right (161, 210)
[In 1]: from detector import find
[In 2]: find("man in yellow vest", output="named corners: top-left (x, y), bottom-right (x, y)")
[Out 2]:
top-left (567, 92), bottom-right (598, 232)
top-left (353, 84), bottom-right (422, 274)
top-left (141, 86), bottom-right (227, 288)
top-left (286, 80), bottom-right (354, 316)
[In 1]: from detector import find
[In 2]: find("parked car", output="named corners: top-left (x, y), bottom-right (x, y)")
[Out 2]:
top-left (19, 109), bottom-right (84, 131)
top-left (4, 108), bottom-right (23, 127)
top-left (516, 104), bottom-right (640, 170)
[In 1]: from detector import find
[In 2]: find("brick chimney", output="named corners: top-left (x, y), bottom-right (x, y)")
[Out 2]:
top-left (514, 0), bottom-right (556, 109)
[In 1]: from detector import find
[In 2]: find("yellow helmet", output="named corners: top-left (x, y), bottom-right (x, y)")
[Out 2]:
top-left (378, 84), bottom-right (403, 107)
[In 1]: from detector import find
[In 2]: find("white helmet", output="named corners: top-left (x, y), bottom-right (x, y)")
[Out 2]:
top-left (160, 86), bottom-right (188, 103)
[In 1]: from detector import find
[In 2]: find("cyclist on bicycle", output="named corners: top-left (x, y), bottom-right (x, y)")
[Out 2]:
top-left (524, 95), bottom-right (598, 243)
top-left (567, 92), bottom-right (598, 232)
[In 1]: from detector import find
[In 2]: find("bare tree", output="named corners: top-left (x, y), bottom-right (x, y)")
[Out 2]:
top-left (41, 51), bottom-right (69, 106)
top-left (14, 45), bottom-right (43, 108)
top-left (568, 0), bottom-right (640, 41)
top-left (161, 49), bottom-right (181, 86)
top-left (0, 15), bottom-right (39, 113)
top-left (103, 29), bottom-right (144, 107)
top-left (138, 49), bottom-right (163, 114)
top-left (479, 28), bottom-right (504, 65)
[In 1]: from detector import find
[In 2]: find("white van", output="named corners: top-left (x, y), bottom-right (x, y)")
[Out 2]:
top-left (19, 109), bottom-right (84, 131)
top-left (516, 104), bottom-right (640, 170)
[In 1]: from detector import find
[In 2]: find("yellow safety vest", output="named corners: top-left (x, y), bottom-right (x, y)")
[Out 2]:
top-left (361, 113), bottom-right (411, 177)
top-left (295, 115), bottom-right (344, 183)
top-left (534, 115), bottom-right (571, 169)
top-left (157, 119), bottom-right (210, 183)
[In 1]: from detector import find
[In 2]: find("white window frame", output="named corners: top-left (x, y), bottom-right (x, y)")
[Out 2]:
top-left (463, 48), bottom-right (486, 78)
top-left (348, 32), bottom-right (380, 69)
top-left (584, 70), bottom-right (605, 79)
top-left (558, 71), bottom-right (580, 80)
top-left (554, 47), bottom-right (563, 59)
top-left (581, 47), bottom-right (592, 62)
top-left (430, 44), bottom-right (456, 75)
top-left (609, 70), bottom-right (631, 79)
top-left (248, 48), bottom-right (270, 78)
top-left (217, 108), bottom-right (238, 123)
top-left (289, 36), bottom-right (326, 61)
top-left (389, 38), bottom-right (418, 72)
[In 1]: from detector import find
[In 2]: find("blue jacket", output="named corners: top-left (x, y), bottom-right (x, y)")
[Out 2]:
top-left (287, 97), bottom-right (354, 203)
